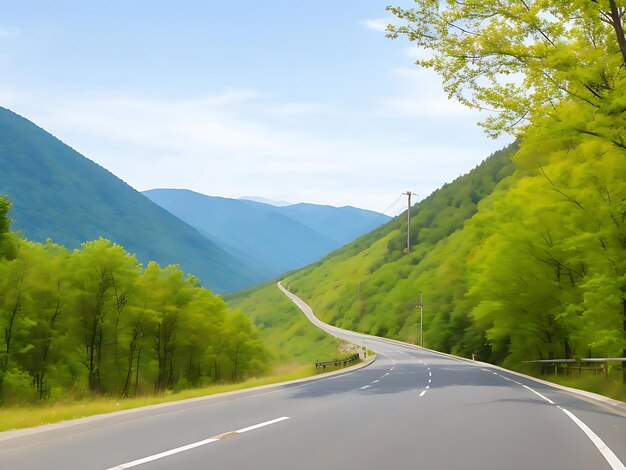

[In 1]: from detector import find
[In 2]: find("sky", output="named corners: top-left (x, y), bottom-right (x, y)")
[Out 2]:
top-left (0, 1), bottom-right (511, 214)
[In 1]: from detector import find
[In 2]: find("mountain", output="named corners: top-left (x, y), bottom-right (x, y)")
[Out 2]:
top-left (0, 107), bottom-right (263, 292)
top-left (143, 189), bottom-right (391, 278)
top-left (239, 196), bottom-right (292, 207)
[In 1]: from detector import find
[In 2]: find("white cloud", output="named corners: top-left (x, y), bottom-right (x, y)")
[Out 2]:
top-left (360, 18), bottom-right (393, 33)
top-left (374, 67), bottom-right (474, 119)
top-left (4, 84), bottom-right (510, 212)
top-left (0, 27), bottom-right (21, 38)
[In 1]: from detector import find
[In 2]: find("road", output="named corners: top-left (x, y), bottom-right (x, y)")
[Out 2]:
top-left (1, 282), bottom-right (625, 469)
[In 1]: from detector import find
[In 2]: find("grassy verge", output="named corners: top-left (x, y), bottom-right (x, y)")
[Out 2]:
top-left (521, 367), bottom-right (626, 403)
top-left (0, 361), bottom-right (360, 433)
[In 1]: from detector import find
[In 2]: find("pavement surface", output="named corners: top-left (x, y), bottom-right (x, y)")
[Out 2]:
top-left (0, 282), bottom-right (625, 470)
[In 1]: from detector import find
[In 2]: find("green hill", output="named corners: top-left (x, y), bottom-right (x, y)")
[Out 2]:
top-left (0, 107), bottom-right (262, 292)
top-left (235, 136), bottom-right (625, 373)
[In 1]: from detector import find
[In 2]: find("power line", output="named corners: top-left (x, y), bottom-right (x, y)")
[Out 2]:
top-left (365, 193), bottom-right (404, 231)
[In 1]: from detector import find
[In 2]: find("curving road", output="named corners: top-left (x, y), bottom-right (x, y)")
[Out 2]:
top-left (1, 282), bottom-right (625, 469)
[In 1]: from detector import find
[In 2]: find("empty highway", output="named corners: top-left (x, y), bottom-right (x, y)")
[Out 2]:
top-left (0, 282), bottom-right (625, 469)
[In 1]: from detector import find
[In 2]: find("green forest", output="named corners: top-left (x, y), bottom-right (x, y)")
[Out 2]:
top-left (0, 197), bottom-right (269, 405)
top-left (279, 1), bottom-right (626, 382)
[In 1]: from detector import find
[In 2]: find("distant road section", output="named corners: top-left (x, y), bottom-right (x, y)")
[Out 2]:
top-left (1, 283), bottom-right (625, 469)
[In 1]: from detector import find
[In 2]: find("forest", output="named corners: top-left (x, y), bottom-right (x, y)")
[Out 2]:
top-left (283, 0), bottom-right (626, 381)
top-left (0, 197), bottom-right (267, 405)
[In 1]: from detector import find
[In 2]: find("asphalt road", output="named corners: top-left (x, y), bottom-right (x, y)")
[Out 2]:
top-left (1, 282), bottom-right (625, 469)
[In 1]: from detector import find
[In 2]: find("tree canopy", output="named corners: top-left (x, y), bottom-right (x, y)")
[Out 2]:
top-left (387, 0), bottom-right (626, 140)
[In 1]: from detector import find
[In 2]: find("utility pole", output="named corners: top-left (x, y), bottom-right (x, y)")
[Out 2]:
top-left (403, 191), bottom-right (413, 254)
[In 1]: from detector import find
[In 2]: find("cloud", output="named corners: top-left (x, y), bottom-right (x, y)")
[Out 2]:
top-left (0, 27), bottom-right (21, 38)
top-left (4, 84), bottom-right (510, 212)
top-left (374, 67), bottom-right (474, 119)
top-left (360, 18), bottom-right (393, 33)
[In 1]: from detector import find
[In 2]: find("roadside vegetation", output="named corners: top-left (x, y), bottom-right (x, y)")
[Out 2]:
top-left (0, 199), bottom-right (270, 406)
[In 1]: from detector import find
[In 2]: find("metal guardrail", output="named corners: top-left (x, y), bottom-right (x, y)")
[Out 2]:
top-left (524, 358), bottom-right (626, 377)
top-left (315, 353), bottom-right (361, 370)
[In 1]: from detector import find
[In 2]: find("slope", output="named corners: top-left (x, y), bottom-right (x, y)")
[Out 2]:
top-left (143, 189), bottom-right (390, 277)
top-left (248, 143), bottom-right (518, 354)
top-left (0, 107), bottom-right (262, 292)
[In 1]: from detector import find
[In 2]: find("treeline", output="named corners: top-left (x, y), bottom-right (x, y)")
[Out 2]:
top-left (0, 198), bottom-right (267, 404)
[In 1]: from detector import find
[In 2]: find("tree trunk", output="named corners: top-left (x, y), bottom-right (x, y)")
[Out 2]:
top-left (608, 0), bottom-right (626, 66)
top-left (0, 286), bottom-right (22, 394)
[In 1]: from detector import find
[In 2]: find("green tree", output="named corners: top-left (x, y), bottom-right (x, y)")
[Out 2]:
top-left (387, 0), bottom-right (626, 139)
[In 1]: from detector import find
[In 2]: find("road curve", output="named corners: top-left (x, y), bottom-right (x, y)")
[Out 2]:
top-left (1, 282), bottom-right (625, 469)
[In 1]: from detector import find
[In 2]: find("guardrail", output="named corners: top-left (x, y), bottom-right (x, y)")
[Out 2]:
top-left (315, 353), bottom-right (361, 371)
top-left (524, 358), bottom-right (626, 377)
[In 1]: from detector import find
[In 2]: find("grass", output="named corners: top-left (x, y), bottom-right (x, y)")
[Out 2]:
top-left (0, 361), bottom-right (360, 433)
top-left (521, 367), bottom-right (626, 403)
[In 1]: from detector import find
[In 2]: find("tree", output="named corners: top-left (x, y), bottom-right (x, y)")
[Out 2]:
top-left (387, 0), bottom-right (626, 139)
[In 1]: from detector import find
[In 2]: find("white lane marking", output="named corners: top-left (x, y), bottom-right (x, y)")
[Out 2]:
top-left (428, 379), bottom-right (431, 383)
top-left (236, 417), bottom-right (290, 433)
top-left (372, 380), bottom-right (379, 384)
top-left (521, 384), bottom-right (555, 405)
top-left (107, 417), bottom-right (290, 469)
top-left (358, 385), bottom-right (371, 390)
top-left (419, 391), bottom-right (426, 397)
top-left (383, 373), bottom-right (389, 377)
top-left (560, 408), bottom-right (626, 470)
top-left (390, 367), bottom-right (395, 371)
top-left (425, 386), bottom-right (429, 389)
top-left (429, 371), bottom-right (432, 377)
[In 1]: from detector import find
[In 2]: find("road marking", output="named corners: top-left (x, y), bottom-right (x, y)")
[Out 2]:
top-left (358, 385), bottom-right (371, 390)
top-left (560, 408), bottom-right (626, 470)
top-left (390, 367), bottom-right (395, 371)
top-left (428, 379), bottom-right (431, 383)
top-left (429, 371), bottom-right (431, 377)
top-left (107, 417), bottom-right (290, 469)
top-left (491, 371), bottom-right (626, 470)
top-left (372, 380), bottom-right (379, 384)
top-left (235, 417), bottom-right (290, 433)
top-left (521, 384), bottom-right (555, 405)
top-left (419, 391), bottom-right (426, 397)
top-left (425, 385), bottom-right (429, 389)
top-left (383, 372), bottom-right (389, 377)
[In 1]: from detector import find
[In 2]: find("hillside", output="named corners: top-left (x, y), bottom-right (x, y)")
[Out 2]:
top-left (143, 189), bottom-right (390, 277)
top-left (271, 132), bottom-right (625, 371)
top-left (0, 107), bottom-right (263, 292)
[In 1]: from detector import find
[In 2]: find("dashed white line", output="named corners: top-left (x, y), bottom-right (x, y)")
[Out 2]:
top-left (383, 372), bottom-right (389, 377)
top-left (390, 367), bottom-right (395, 371)
top-left (358, 385), bottom-right (371, 390)
top-left (428, 379), bottom-right (431, 383)
top-left (425, 385), bottom-right (429, 389)
top-left (372, 380), bottom-right (379, 384)
top-left (428, 372), bottom-right (432, 377)
top-left (419, 391), bottom-right (426, 397)
top-left (106, 417), bottom-right (290, 469)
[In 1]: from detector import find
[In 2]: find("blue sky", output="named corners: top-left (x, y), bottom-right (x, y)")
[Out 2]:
top-left (0, 1), bottom-right (510, 212)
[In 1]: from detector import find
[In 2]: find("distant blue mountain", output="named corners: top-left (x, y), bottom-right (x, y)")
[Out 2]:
top-left (0, 107), bottom-right (264, 292)
top-left (143, 189), bottom-right (391, 278)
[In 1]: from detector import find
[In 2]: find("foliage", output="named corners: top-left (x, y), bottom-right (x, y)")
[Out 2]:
top-left (0, 224), bottom-right (269, 405)
top-left (387, 0), bottom-right (626, 139)
top-left (225, 282), bottom-right (344, 365)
